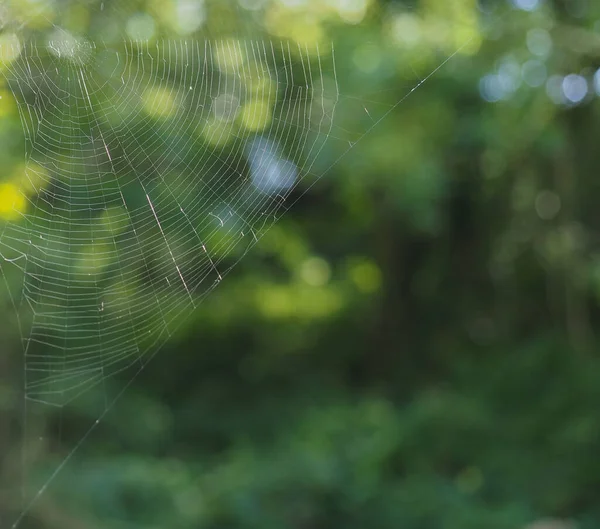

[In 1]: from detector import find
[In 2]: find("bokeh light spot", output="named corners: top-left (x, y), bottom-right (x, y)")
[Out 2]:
top-left (522, 59), bottom-right (547, 87)
top-left (334, 0), bottom-right (369, 25)
top-left (390, 14), bottom-right (421, 47)
top-left (0, 33), bottom-right (22, 66)
top-left (0, 183), bottom-right (26, 221)
top-left (299, 257), bottom-right (331, 287)
top-left (348, 259), bottom-right (382, 293)
top-left (479, 74), bottom-right (505, 102)
top-left (240, 100), bottom-right (272, 131)
top-left (201, 118), bottom-right (234, 147)
top-left (498, 57), bottom-right (521, 94)
top-left (513, 0), bottom-right (541, 12)
top-left (143, 86), bottom-right (178, 119)
top-left (527, 28), bottom-right (552, 58)
top-left (76, 244), bottom-right (113, 276)
top-left (174, 0), bottom-right (206, 35)
top-left (247, 137), bottom-right (297, 194)
top-left (213, 39), bottom-right (245, 74)
top-left (126, 13), bottom-right (156, 41)
top-left (212, 93), bottom-right (240, 122)
top-left (562, 74), bottom-right (588, 104)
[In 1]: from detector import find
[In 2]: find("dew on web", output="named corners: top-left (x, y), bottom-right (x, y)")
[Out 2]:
top-left (0, 0), bottom-right (499, 526)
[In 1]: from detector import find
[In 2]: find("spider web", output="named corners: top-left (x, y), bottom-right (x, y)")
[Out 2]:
top-left (7, 36), bottom-right (338, 402)
top-left (0, 0), bottom-right (494, 526)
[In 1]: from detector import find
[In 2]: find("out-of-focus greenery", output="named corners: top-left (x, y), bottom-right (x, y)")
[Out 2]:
top-left (2, 0), bottom-right (600, 528)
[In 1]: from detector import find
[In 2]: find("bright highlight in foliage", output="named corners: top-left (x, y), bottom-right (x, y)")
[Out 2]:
top-left (299, 257), bottom-right (332, 287)
top-left (126, 12), bottom-right (156, 40)
top-left (348, 259), bottom-right (382, 294)
top-left (76, 243), bottom-right (113, 276)
top-left (0, 33), bottom-right (22, 66)
top-left (244, 68), bottom-right (277, 101)
top-left (213, 39), bottom-right (245, 73)
top-left (201, 118), bottom-right (234, 147)
top-left (240, 100), bottom-right (272, 131)
top-left (143, 86), bottom-right (178, 119)
top-left (255, 283), bottom-right (344, 320)
top-left (0, 183), bottom-right (26, 220)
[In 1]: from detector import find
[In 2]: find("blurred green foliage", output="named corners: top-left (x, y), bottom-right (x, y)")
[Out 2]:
top-left (2, 0), bottom-right (600, 528)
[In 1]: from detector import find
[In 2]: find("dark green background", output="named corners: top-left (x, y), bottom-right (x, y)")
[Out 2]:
top-left (2, 0), bottom-right (600, 528)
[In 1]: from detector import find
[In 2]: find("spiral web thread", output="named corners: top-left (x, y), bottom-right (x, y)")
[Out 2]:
top-left (1, 37), bottom-right (337, 406)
